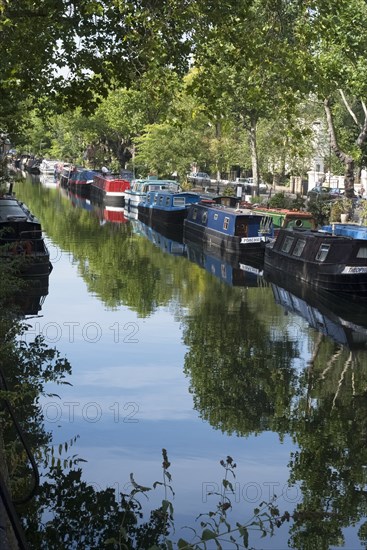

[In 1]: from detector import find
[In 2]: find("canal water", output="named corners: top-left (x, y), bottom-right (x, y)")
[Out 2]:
top-left (13, 176), bottom-right (367, 549)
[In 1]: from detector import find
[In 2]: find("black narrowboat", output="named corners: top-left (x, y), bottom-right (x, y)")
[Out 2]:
top-left (0, 195), bottom-right (52, 277)
top-left (264, 227), bottom-right (367, 298)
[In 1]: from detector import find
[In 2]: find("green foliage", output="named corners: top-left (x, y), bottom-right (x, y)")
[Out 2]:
top-left (357, 200), bottom-right (367, 225)
top-left (268, 192), bottom-right (292, 209)
top-left (329, 198), bottom-right (353, 222)
top-left (307, 200), bottom-right (332, 226)
top-left (21, 451), bottom-right (290, 549)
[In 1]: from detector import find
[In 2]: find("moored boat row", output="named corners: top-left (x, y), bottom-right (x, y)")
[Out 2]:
top-left (59, 166), bottom-right (131, 205)
top-left (16, 161), bottom-right (367, 301)
top-left (133, 187), bottom-right (367, 300)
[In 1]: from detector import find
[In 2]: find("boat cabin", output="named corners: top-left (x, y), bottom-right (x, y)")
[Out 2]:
top-left (143, 191), bottom-right (201, 210)
top-left (186, 203), bottom-right (273, 239)
top-left (252, 207), bottom-right (317, 231)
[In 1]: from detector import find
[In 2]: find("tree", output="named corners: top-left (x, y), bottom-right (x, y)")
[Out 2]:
top-left (297, 0), bottom-right (367, 195)
top-left (188, 0), bottom-right (304, 194)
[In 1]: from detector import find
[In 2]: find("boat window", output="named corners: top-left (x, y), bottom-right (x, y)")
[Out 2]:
top-left (292, 239), bottom-right (306, 257)
top-left (315, 243), bottom-right (330, 262)
top-left (159, 196), bottom-right (164, 205)
top-left (173, 197), bottom-right (185, 207)
top-left (357, 247), bottom-right (367, 258)
top-left (202, 211), bottom-right (208, 224)
top-left (154, 195), bottom-right (158, 204)
top-left (214, 213), bottom-right (218, 220)
top-left (192, 208), bottom-right (198, 220)
top-left (165, 196), bottom-right (171, 206)
top-left (281, 236), bottom-right (294, 253)
top-left (223, 217), bottom-right (230, 230)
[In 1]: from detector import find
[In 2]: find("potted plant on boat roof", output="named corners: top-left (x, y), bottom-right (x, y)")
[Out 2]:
top-left (330, 197), bottom-right (353, 223)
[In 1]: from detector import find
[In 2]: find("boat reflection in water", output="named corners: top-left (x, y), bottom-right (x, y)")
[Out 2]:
top-left (185, 238), bottom-right (263, 287)
top-left (8, 273), bottom-right (50, 316)
top-left (90, 200), bottom-right (128, 226)
top-left (60, 188), bottom-right (94, 212)
top-left (265, 270), bottom-right (367, 349)
top-left (134, 220), bottom-right (187, 256)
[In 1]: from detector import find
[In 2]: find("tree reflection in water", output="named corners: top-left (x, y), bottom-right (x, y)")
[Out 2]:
top-left (9, 176), bottom-right (367, 549)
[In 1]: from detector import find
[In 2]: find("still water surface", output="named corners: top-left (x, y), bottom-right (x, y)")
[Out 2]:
top-left (14, 176), bottom-right (367, 549)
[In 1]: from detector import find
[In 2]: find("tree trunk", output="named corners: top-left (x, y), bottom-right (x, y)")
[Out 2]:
top-left (324, 98), bottom-right (355, 197)
top-left (249, 116), bottom-right (260, 196)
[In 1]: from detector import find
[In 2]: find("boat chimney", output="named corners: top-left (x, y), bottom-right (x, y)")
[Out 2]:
top-left (8, 182), bottom-right (13, 195)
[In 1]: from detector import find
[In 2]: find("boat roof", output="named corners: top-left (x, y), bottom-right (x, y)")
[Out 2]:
top-left (253, 207), bottom-right (314, 218)
top-left (194, 202), bottom-right (265, 217)
top-left (133, 178), bottom-right (178, 184)
top-left (281, 226), bottom-right (364, 241)
top-left (322, 223), bottom-right (367, 240)
top-left (0, 197), bottom-right (37, 222)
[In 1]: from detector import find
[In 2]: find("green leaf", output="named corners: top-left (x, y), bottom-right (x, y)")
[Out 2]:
top-left (202, 528), bottom-right (217, 540)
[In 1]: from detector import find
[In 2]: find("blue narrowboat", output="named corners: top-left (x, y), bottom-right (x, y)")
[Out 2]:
top-left (124, 177), bottom-right (180, 210)
top-left (138, 190), bottom-right (202, 231)
top-left (183, 202), bottom-right (274, 258)
top-left (321, 223), bottom-right (367, 240)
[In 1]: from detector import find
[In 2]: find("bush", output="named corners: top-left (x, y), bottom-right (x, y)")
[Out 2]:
top-left (268, 192), bottom-right (292, 209)
top-left (307, 200), bottom-right (331, 226)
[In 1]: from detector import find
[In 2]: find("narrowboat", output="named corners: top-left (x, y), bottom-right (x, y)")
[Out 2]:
top-left (251, 206), bottom-right (317, 234)
top-left (24, 157), bottom-right (41, 174)
top-left (321, 222), bottom-right (367, 240)
top-left (39, 159), bottom-right (59, 174)
top-left (183, 202), bottom-right (274, 259)
top-left (59, 164), bottom-right (73, 187)
top-left (91, 173), bottom-right (131, 206)
top-left (185, 238), bottom-right (263, 287)
top-left (124, 176), bottom-right (180, 210)
top-left (265, 270), bottom-right (367, 349)
top-left (69, 169), bottom-right (98, 197)
top-left (264, 227), bottom-right (367, 298)
top-left (138, 190), bottom-right (201, 234)
top-left (0, 195), bottom-right (52, 277)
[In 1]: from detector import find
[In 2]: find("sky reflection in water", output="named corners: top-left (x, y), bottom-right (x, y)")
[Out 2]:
top-left (17, 180), bottom-right (367, 549)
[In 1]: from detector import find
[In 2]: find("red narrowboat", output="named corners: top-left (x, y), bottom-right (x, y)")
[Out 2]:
top-left (91, 174), bottom-right (131, 206)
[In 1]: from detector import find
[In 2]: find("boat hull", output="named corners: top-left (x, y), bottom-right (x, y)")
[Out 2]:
top-left (69, 182), bottom-right (91, 198)
top-left (138, 205), bottom-right (188, 229)
top-left (91, 176), bottom-right (130, 206)
top-left (264, 228), bottom-right (367, 299)
top-left (184, 218), bottom-right (267, 260)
